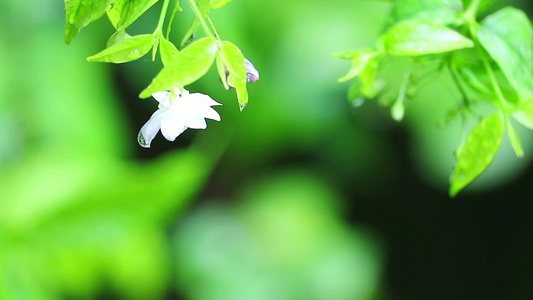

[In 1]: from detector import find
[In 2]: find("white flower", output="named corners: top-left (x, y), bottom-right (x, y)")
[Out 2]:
top-left (138, 88), bottom-right (222, 148)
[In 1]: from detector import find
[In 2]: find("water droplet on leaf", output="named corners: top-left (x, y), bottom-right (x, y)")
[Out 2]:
top-left (240, 103), bottom-right (247, 110)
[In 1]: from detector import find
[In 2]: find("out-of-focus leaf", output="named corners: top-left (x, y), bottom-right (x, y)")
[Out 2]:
top-left (360, 55), bottom-right (382, 98)
top-left (106, 0), bottom-right (159, 30)
top-left (513, 100), bottom-right (533, 130)
top-left (87, 34), bottom-right (155, 63)
top-left (106, 29), bottom-right (132, 47)
top-left (210, 0), bottom-right (232, 10)
top-left (140, 37), bottom-right (217, 98)
top-left (387, 0), bottom-right (463, 27)
top-left (463, 0), bottom-right (496, 16)
top-left (477, 7), bottom-right (533, 102)
top-left (449, 112), bottom-right (504, 196)
top-left (333, 49), bottom-right (378, 83)
top-left (381, 20), bottom-right (474, 56)
top-left (457, 65), bottom-right (491, 95)
top-left (64, 0), bottom-right (111, 44)
top-left (159, 37), bottom-right (180, 66)
top-left (506, 117), bottom-right (524, 157)
top-left (181, 17), bottom-right (199, 47)
top-left (0, 146), bottom-right (216, 299)
top-left (220, 41), bottom-right (248, 110)
top-left (173, 172), bottom-right (383, 300)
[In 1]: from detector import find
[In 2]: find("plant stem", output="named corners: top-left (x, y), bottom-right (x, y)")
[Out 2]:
top-left (479, 50), bottom-right (509, 109)
top-left (187, 0), bottom-right (215, 39)
top-left (449, 60), bottom-right (470, 107)
top-left (463, 0), bottom-right (481, 23)
top-left (206, 15), bottom-right (222, 41)
top-left (466, 21), bottom-right (509, 111)
top-left (155, 0), bottom-right (171, 34)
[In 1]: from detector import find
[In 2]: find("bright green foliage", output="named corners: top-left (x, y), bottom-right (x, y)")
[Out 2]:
top-left (381, 20), bottom-right (474, 56)
top-left (197, 0), bottom-right (210, 17)
top-left (210, 0), bottom-right (232, 10)
top-left (140, 37), bottom-right (217, 98)
top-left (449, 112), bottom-right (504, 197)
top-left (387, 0), bottom-right (463, 26)
top-left (506, 117), bottom-right (524, 157)
top-left (477, 7), bottom-right (533, 102)
top-left (219, 41), bottom-right (249, 110)
top-left (159, 37), bottom-right (180, 66)
top-left (336, 0), bottom-right (533, 195)
top-left (107, 0), bottom-right (159, 30)
top-left (456, 64), bottom-right (491, 96)
top-left (513, 101), bottom-right (533, 129)
top-left (65, 0), bottom-right (253, 115)
top-left (173, 172), bottom-right (383, 300)
top-left (334, 49), bottom-right (380, 83)
top-left (181, 17), bottom-right (199, 46)
top-left (87, 34), bottom-right (156, 63)
top-left (216, 55), bottom-right (230, 90)
top-left (106, 29), bottom-right (132, 47)
top-left (64, 0), bottom-right (112, 44)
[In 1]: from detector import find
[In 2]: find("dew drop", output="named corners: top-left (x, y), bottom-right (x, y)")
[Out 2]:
top-left (137, 131), bottom-right (150, 148)
top-left (239, 103), bottom-right (248, 110)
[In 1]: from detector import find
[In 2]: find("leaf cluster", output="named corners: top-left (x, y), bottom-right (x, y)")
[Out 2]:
top-left (64, 0), bottom-right (251, 109)
top-left (335, 0), bottom-right (533, 196)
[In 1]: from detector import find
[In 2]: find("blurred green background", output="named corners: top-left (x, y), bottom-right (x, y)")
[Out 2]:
top-left (1, 0), bottom-right (532, 299)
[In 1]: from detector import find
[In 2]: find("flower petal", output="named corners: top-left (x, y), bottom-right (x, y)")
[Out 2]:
top-left (138, 109), bottom-right (168, 148)
top-left (160, 114), bottom-right (188, 141)
top-left (152, 91), bottom-right (171, 103)
top-left (174, 88), bottom-right (189, 97)
top-left (189, 93), bottom-right (222, 107)
top-left (198, 106), bottom-right (221, 121)
top-left (181, 111), bottom-right (208, 129)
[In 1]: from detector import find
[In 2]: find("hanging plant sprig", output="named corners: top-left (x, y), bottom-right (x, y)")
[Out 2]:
top-left (334, 0), bottom-right (533, 196)
top-left (63, 0), bottom-right (260, 148)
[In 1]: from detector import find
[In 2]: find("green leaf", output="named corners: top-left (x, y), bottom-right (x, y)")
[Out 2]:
top-left (107, 0), bottom-right (159, 30)
top-left (197, 0), bottom-right (210, 16)
top-left (87, 34), bottom-right (156, 63)
top-left (506, 117), bottom-right (524, 157)
top-left (387, 0), bottom-right (463, 27)
top-left (457, 65), bottom-right (491, 95)
top-left (381, 20), bottom-right (474, 56)
top-left (359, 55), bottom-right (382, 98)
top-left (181, 17), bottom-right (199, 47)
top-left (333, 49), bottom-right (378, 83)
top-left (210, 0), bottom-right (232, 10)
top-left (64, 0), bottom-right (112, 44)
top-left (512, 100), bottom-right (533, 130)
top-left (166, 0), bottom-right (183, 38)
top-left (106, 29), bottom-right (132, 47)
top-left (216, 55), bottom-right (230, 90)
top-left (220, 41), bottom-right (249, 110)
top-left (477, 7), bottom-right (533, 102)
top-left (140, 37), bottom-right (217, 98)
top-left (159, 37), bottom-right (180, 66)
top-left (449, 112), bottom-right (504, 197)
top-left (462, 0), bottom-right (496, 16)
